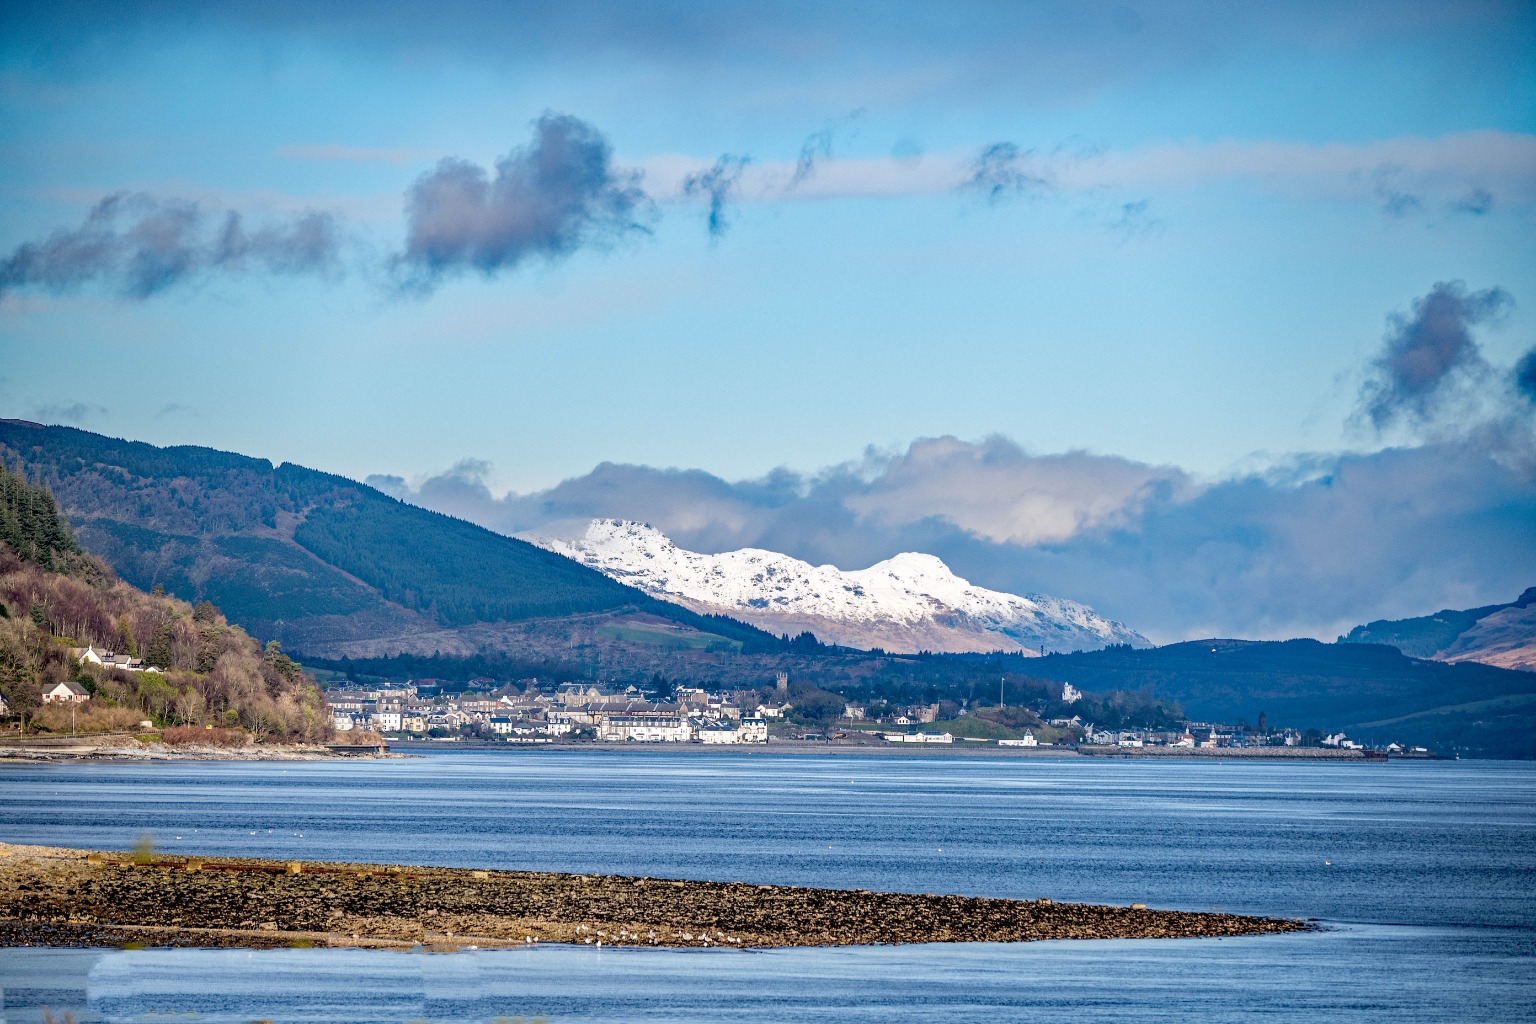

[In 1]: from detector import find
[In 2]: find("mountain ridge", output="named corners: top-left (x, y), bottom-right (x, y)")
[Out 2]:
top-left (1340, 587), bottom-right (1536, 671)
top-left (533, 519), bottom-right (1149, 655)
top-left (0, 421), bottom-right (787, 659)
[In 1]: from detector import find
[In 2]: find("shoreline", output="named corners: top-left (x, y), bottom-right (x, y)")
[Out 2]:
top-left (0, 734), bottom-right (1412, 763)
top-left (0, 842), bottom-right (1308, 951)
top-left (0, 734), bottom-right (394, 762)
top-left (389, 739), bottom-right (1394, 761)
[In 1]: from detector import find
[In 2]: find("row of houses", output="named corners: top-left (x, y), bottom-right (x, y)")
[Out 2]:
top-left (325, 683), bottom-right (771, 744)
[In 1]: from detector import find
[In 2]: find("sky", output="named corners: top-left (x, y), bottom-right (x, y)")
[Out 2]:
top-left (2, 1), bottom-right (1534, 642)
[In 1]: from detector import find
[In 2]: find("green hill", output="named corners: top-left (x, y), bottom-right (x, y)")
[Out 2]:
top-left (0, 421), bottom-right (782, 657)
top-left (0, 460), bottom-right (327, 741)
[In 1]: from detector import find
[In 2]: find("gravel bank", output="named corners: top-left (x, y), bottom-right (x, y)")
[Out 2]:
top-left (0, 842), bottom-right (1307, 950)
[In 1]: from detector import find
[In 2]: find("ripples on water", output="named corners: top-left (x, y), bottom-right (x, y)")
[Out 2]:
top-left (1, 751), bottom-right (1532, 1022)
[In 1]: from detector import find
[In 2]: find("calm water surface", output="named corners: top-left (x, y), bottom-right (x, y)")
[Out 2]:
top-left (1, 750), bottom-right (1532, 1022)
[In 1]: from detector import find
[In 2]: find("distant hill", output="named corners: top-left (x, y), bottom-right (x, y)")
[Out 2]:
top-left (0, 421), bottom-right (785, 659)
top-left (1340, 588), bottom-right (1536, 672)
top-left (1022, 639), bottom-right (1536, 758)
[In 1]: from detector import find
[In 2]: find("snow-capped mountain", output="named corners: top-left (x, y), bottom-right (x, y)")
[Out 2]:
top-left (533, 519), bottom-right (1149, 655)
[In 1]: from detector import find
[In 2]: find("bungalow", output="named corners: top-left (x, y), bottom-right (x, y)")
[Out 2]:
top-left (42, 679), bottom-right (90, 704)
top-left (757, 702), bottom-right (791, 719)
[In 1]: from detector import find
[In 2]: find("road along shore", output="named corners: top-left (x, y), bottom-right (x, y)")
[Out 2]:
top-left (0, 842), bottom-right (1307, 951)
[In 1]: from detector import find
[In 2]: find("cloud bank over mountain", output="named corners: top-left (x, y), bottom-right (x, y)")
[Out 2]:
top-left (369, 435), bottom-right (1535, 646)
top-left (366, 281), bottom-right (1536, 644)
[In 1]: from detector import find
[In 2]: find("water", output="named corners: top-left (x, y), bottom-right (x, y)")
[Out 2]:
top-left (1, 750), bottom-right (1532, 1022)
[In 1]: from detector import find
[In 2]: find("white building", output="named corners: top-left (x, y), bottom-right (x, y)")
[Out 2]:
top-left (999, 733), bottom-right (1038, 747)
top-left (738, 716), bottom-right (768, 743)
top-left (42, 680), bottom-right (90, 704)
top-left (68, 646), bottom-right (158, 673)
top-left (697, 721), bottom-right (741, 744)
top-left (883, 732), bottom-right (954, 744)
top-left (330, 711), bottom-right (356, 732)
top-left (598, 715), bottom-right (691, 743)
top-left (369, 709), bottom-right (403, 733)
top-left (1061, 682), bottom-right (1082, 704)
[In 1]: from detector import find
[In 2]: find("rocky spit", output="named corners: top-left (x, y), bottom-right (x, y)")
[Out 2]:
top-left (0, 842), bottom-right (1307, 951)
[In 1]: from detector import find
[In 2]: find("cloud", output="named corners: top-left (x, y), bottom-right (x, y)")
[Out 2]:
top-left (0, 193), bottom-right (343, 299)
top-left (371, 283), bottom-right (1536, 643)
top-left (961, 143), bottom-right (1052, 203)
top-left (35, 401), bottom-right (106, 424)
top-left (1109, 198), bottom-right (1162, 238)
top-left (10, 2), bottom-right (1515, 117)
top-left (1355, 281), bottom-right (1536, 476)
top-left (392, 113), bottom-right (653, 292)
top-left (834, 436), bottom-right (1193, 546)
top-left (375, 436), bottom-right (1536, 645)
top-left (682, 155), bottom-right (750, 238)
top-left (644, 131), bottom-right (1536, 212)
top-left (789, 111), bottom-right (864, 189)
top-left (1359, 281), bottom-right (1512, 430)
top-left (1516, 347), bottom-right (1536, 404)
top-left (1371, 167), bottom-right (1423, 217)
top-left (1452, 187), bottom-right (1494, 216)
top-left (277, 143), bottom-right (433, 165)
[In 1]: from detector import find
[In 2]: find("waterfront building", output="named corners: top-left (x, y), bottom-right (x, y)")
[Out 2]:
top-left (597, 715), bottom-right (691, 743)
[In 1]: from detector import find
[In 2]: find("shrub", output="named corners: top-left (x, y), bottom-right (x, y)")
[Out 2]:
top-left (161, 725), bottom-right (250, 747)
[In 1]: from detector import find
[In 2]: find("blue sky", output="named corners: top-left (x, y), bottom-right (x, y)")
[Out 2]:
top-left (2, 2), bottom-right (1534, 638)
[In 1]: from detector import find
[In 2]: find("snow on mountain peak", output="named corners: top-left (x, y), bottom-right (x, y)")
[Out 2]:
top-left (534, 519), bottom-right (1149, 656)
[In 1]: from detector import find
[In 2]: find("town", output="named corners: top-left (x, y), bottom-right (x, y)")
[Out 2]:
top-left (320, 673), bottom-right (1419, 754)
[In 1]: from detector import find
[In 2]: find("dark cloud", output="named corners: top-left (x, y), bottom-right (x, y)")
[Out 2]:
top-left (392, 113), bottom-right (652, 292)
top-left (1359, 281), bottom-right (1512, 431)
top-left (1515, 347), bottom-right (1536, 404)
top-left (5, 2), bottom-right (1504, 115)
top-left (0, 193), bottom-right (341, 299)
top-left (963, 143), bottom-right (1051, 203)
top-left (682, 155), bottom-right (750, 238)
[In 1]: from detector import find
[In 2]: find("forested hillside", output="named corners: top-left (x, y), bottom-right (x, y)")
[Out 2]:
top-left (0, 421), bottom-right (784, 657)
top-left (1016, 639), bottom-right (1536, 758)
top-left (0, 461), bottom-right (327, 739)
